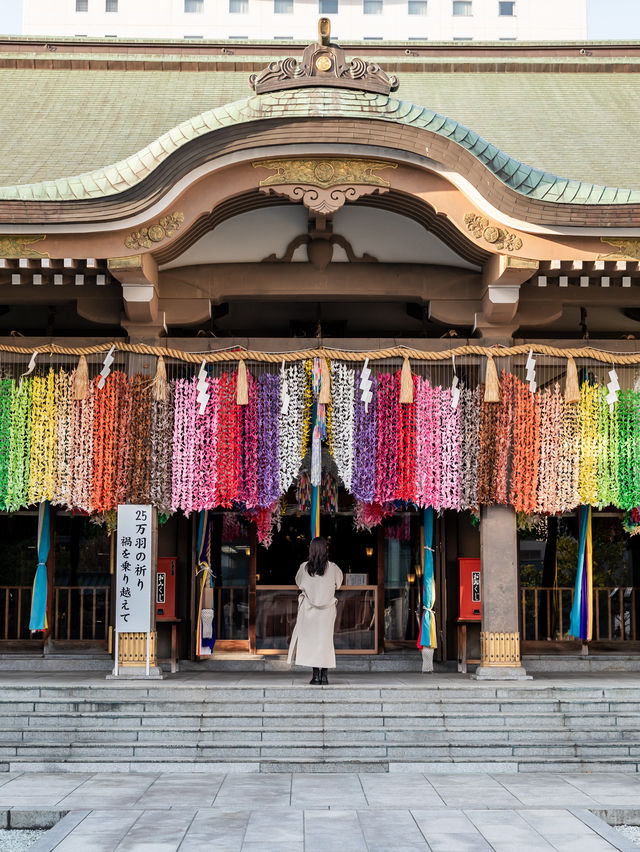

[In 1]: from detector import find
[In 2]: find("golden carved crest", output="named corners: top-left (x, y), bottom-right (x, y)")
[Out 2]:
top-left (254, 158), bottom-right (396, 189)
top-left (125, 212), bottom-right (184, 250)
top-left (599, 237), bottom-right (640, 261)
top-left (464, 213), bottom-right (522, 253)
top-left (0, 235), bottom-right (48, 258)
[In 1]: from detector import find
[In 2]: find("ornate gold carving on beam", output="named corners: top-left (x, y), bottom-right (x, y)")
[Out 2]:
top-left (255, 158), bottom-right (396, 189)
top-left (480, 631), bottom-right (521, 666)
top-left (464, 213), bottom-right (523, 253)
top-left (0, 235), bottom-right (48, 258)
top-left (598, 237), bottom-right (640, 260)
top-left (254, 159), bottom-right (396, 216)
top-left (124, 212), bottom-right (184, 251)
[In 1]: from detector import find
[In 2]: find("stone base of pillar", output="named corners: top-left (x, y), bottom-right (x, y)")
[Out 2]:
top-left (473, 665), bottom-right (531, 680)
top-left (107, 666), bottom-right (164, 680)
top-left (473, 631), bottom-right (532, 680)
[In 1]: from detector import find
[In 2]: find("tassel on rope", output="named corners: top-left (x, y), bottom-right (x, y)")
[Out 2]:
top-left (319, 357), bottom-right (331, 404)
top-left (565, 355), bottom-right (580, 403)
top-left (399, 356), bottom-right (414, 404)
top-left (74, 355), bottom-right (89, 400)
top-left (152, 355), bottom-right (167, 402)
top-left (236, 359), bottom-right (249, 405)
top-left (483, 355), bottom-right (501, 402)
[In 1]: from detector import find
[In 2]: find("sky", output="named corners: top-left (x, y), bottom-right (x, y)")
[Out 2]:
top-left (0, 0), bottom-right (639, 39)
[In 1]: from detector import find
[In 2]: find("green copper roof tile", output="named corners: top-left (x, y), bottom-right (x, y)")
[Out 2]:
top-left (560, 180), bottom-right (582, 203)
top-left (0, 85), bottom-right (638, 208)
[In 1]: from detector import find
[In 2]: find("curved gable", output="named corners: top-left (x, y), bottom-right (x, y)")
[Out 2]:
top-left (0, 87), bottom-right (637, 212)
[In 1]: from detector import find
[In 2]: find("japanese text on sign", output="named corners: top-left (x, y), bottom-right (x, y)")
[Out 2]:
top-left (116, 505), bottom-right (152, 632)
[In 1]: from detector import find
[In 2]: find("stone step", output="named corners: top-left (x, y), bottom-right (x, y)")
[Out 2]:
top-left (5, 727), bottom-right (640, 746)
top-left (3, 739), bottom-right (640, 759)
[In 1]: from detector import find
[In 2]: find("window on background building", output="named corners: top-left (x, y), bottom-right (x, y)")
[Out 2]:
top-left (363, 0), bottom-right (383, 13)
top-left (499, 1), bottom-right (515, 14)
top-left (274, 0), bottom-right (293, 12)
top-left (105, 0), bottom-right (117, 11)
top-left (75, 0), bottom-right (88, 11)
top-left (229, 0), bottom-right (248, 12)
top-left (452, 1), bottom-right (472, 15)
top-left (408, 0), bottom-right (427, 13)
top-left (229, 34), bottom-right (248, 37)
top-left (320, 0), bottom-right (338, 13)
top-left (184, 0), bottom-right (204, 12)
top-left (364, 35), bottom-right (383, 38)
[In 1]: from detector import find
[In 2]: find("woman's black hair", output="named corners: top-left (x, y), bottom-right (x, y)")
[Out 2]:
top-left (307, 536), bottom-right (328, 577)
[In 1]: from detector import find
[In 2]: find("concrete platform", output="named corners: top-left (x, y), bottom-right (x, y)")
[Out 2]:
top-left (15, 770), bottom-right (640, 851)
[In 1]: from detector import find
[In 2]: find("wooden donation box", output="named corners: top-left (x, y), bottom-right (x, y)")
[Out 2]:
top-left (457, 557), bottom-right (481, 673)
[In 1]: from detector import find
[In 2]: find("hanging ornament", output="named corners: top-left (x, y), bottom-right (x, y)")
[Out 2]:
top-left (19, 350), bottom-right (38, 390)
top-left (196, 359), bottom-right (209, 415)
top-left (565, 355), bottom-right (580, 403)
top-left (97, 345), bottom-right (115, 390)
top-left (451, 354), bottom-right (460, 409)
top-left (399, 356), bottom-right (414, 404)
top-left (526, 349), bottom-right (537, 394)
top-left (483, 355), bottom-right (501, 402)
top-left (236, 359), bottom-right (249, 405)
top-left (606, 367), bottom-right (620, 410)
top-left (360, 357), bottom-right (373, 412)
top-left (74, 354), bottom-right (89, 401)
top-left (280, 359), bottom-right (290, 415)
top-left (319, 357), bottom-right (331, 404)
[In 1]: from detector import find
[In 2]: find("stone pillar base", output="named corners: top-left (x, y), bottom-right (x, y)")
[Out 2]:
top-left (473, 665), bottom-right (531, 680)
top-left (107, 666), bottom-right (164, 680)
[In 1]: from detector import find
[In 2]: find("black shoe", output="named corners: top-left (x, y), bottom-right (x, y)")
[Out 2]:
top-left (310, 668), bottom-right (320, 685)
top-left (320, 668), bottom-right (328, 685)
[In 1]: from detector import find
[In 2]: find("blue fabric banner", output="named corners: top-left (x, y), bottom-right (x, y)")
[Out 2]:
top-left (418, 506), bottom-right (437, 649)
top-left (29, 500), bottom-right (50, 631)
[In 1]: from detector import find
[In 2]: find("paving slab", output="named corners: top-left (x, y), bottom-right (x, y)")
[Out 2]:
top-left (14, 770), bottom-right (638, 850)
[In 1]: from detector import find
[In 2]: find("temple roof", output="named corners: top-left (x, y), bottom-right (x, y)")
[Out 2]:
top-left (1, 42), bottom-right (640, 199)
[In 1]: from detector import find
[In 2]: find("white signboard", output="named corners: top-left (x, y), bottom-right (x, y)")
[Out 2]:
top-left (116, 504), bottom-right (152, 632)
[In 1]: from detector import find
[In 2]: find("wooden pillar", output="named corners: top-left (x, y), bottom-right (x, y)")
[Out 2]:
top-left (249, 523), bottom-right (257, 654)
top-left (475, 504), bottom-right (529, 680)
top-left (376, 525), bottom-right (384, 653)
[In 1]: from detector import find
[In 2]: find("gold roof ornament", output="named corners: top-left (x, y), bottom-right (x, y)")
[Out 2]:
top-left (249, 17), bottom-right (399, 96)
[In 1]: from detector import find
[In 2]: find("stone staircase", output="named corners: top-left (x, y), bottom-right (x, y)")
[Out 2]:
top-left (0, 679), bottom-right (639, 773)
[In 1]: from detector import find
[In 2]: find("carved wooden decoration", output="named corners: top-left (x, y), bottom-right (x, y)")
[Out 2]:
top-left (254, 158), bottom-right (396, 215)
top-left (464, 213), bottom-right (523, 253)
top-left (0, 235), bottom-right (48, 258)
top-left (599, 237), bottom-right (640, 260)
top-left (125, 212), bottom-right (184, 250)
top-left (249, 18), bottom-right (399, 95)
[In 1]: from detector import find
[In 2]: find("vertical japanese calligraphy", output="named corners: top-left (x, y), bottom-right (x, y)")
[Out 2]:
top-left (116, 504), bottom-right (152, 632)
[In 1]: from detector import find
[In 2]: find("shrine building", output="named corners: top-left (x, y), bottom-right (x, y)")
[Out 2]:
top-left (0, 23), bottom-right (640, 678)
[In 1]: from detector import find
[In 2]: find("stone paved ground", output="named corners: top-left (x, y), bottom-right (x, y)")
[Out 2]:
top-left (5, 770), bottom-right (637, 851)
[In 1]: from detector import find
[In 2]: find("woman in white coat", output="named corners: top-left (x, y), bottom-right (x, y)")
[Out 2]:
top-left (287, 536), bottom-right (343, 685)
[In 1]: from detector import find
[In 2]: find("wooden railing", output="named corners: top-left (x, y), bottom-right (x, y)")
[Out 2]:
top-left (0, 586), bottom-right (33, 640)
top-left (54, 586), bottom-right (110, 641)
top-left (521, 586), bottom-right (639, 642)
